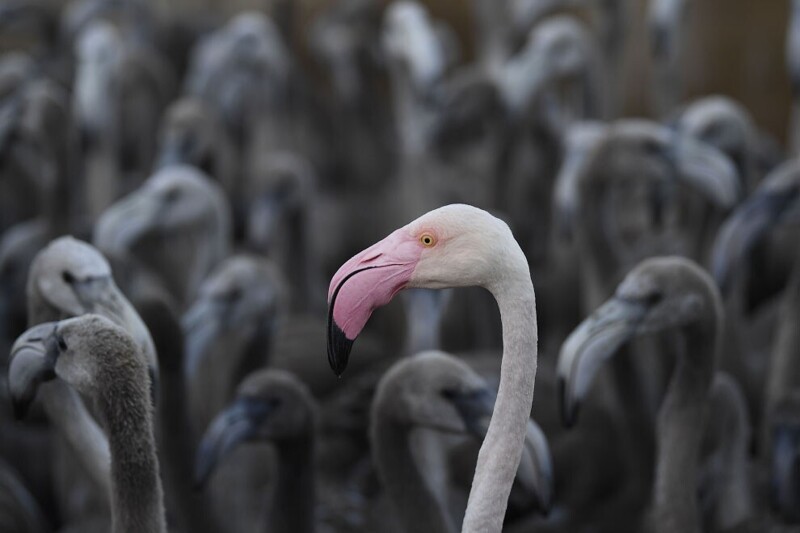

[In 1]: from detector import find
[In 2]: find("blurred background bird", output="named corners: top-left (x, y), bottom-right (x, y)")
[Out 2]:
top-left (0, 0), bottom-right (799, 532)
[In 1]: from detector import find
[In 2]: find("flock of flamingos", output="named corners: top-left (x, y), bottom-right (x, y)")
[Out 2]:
top-left (0, 0), bottom-right (799, 532)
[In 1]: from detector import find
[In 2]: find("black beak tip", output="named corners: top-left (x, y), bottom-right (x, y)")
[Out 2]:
top-left (537, 494), bottom-right (553, 518)
top-left (327, 321), bottom-right (353, 377)
top-left (710, 257), bottom-right (732, 296)
top-left (193, 441), bottom-right (215, 491)
top-left (193, 459), bottom-right (212, 491)
top-left (449, 387), bottom-right (494, 439)
top-left (716, 275), bottom-right (732, 297)
top-left (561, 403), bottom-right (578, 429)
top-left (12, 398), bottom-right (30, 421)
top-left (558, 378), bottom-right (579, 429)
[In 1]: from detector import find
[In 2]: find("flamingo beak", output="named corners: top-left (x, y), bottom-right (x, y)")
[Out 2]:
top-left (182, 298), bottom-right (225, 379)
top-left (8, 322), bottom-right (60, 419)
top-left (670, 134), bottom-right (741, 208)
top-left (194, 395), bottom-right (277, 489)
top-left (94, 189), bottom-right (161, 256)
top-left (770, 422), bottom-right (800, 520)
top-left (557, 297), bottom-right (648, 428)
top-left (446, 386), bottom-right (496, 438)
top-left (327, 229), bottom-right (422, 376)
top-left (712, 186), bottom-right (799, 294)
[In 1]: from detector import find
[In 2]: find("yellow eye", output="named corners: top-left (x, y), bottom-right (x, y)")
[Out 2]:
top-left (420, 233), bottom-right (436, 247)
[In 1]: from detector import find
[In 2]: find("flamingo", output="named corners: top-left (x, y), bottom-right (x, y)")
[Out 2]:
top-left (326, 204), bottom-right (537, 532)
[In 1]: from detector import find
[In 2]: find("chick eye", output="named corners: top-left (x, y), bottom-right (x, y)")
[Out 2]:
top-left (420, 233), bottom-right (436, 247)
top-left (440, 388), bottom-right (457, 400)
top-left (164, 188), bottom-right (181, 203)
top-left (643, 291), bottom-right (664, 307)
top-left (57, 335), bottom-right (68, 351)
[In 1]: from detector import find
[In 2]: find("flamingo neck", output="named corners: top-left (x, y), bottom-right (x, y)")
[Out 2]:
top-left (765, 263), bottom-right (800, 427)
top-left (100, 361), bottom-right (166, 533)
top-left (148, 300), bottom-right (221, 533)
top-left (462, 259), bottom-right (537, 533)
top-left (269, 434), bottom-right (315, 533)
top-left (373, 417), bottom-right (455, 533)
top-left (652, 318), bottom-right (717, 533)
top-left (707, 377), bottom-right (754, 531)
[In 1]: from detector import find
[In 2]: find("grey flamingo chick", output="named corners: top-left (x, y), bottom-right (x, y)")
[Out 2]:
top-left (676, 96), bottom-right (764, 196)
top-left (0, 77), bottom-right (73, 353)
top-left (155, 97), bottom-right (237, 202)
top-left (371, 350), bottom-right (553, 533)
top-left (94, 164), bottom-right (232, 310)
top-left (558, 256), bottom-right (722, 533)
top-left (553, 119), bottom-right (739, 312)
top-left (712, 158), bottom-right (800, 450)
top-left (9, 314), bottom-right (166, 533)
top-left (182, 255), bottom-right (285, 440)
top-left (23, 236), bottom-right (157, 530)
top-left (72, 19), bottom-right (175, 218)
top-left (308, 0), bottom-right (392, 190)
top-left (195, 369), bottom-right (317, 533)
top-left (242, 152), bottom-right (325, 313)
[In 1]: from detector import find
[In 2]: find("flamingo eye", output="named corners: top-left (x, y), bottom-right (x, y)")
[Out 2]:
top-left (419, 233), bottom-right (436, 247)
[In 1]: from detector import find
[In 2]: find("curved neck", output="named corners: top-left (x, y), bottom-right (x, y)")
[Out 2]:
top-left (99, 366), bottom-right (166, 533)
top-left (708, 384), bottom-right (754, 531)
top-left (153, 330), bottom-right (221, 533)
top-left (469, 0), bottom-right (507, 73)
top-left (268, 435), bottom-right (315, 533)
top-left (651, 319), bottom-right (717, 533)
top-left (373, 416), bottom-right (455, 533)
top-left (462, 263), bottom-right (537, 532)
top-left (765, 263), bottom-right (800, 421)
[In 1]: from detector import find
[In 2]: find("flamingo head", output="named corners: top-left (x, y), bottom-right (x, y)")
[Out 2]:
top-left (327, 204), bottom-right (522, 375)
